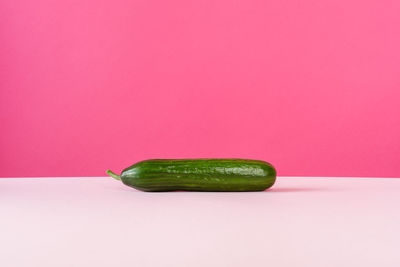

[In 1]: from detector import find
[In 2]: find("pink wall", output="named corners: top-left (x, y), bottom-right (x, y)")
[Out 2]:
top-left (1, 0), bottom-right (399, 178)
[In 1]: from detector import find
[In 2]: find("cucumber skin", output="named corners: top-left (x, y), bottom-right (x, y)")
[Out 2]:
top-left (120, 159), bottom-right (276, 192)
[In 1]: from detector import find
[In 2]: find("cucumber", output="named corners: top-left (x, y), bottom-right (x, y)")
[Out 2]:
top-left (106, 159), bottom-right (276, 192)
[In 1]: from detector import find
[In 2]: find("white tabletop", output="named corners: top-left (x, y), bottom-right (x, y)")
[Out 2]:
top-left (1, 177), bottom-right (399, 267)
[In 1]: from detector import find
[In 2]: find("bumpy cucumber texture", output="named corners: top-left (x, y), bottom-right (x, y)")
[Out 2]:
top-left (107, 159), bottom-right (276, 192)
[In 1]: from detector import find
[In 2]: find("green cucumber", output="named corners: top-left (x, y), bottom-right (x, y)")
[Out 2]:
top-left (106, 158), bottom-right (276, 192)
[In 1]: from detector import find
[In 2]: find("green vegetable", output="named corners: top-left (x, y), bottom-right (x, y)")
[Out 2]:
top-left (106, 158), bottom-right (276, 192)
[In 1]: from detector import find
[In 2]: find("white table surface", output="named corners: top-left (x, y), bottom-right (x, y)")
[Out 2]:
top-left (1, 177), bottom-right (399, 267)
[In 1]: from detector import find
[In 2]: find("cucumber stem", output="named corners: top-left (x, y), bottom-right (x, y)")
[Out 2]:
top-left (106, 170), bottom-right (121, 180)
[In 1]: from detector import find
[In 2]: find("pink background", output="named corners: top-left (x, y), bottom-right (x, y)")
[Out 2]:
top-left (1, 0), bottom-right (399, 178)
